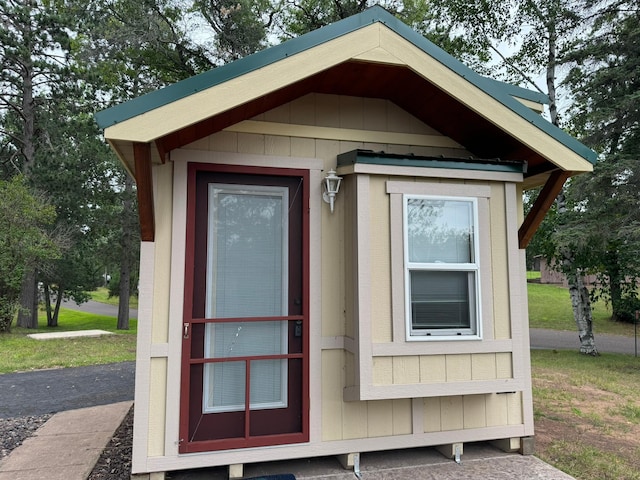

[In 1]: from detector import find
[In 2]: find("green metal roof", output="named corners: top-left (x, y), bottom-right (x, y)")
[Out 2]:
top-left (485, 78), bottom-right (550, 105)
top-left (338, 150), bottom-right (527, 174)
top-left (95, 5), bottom-right (596, 165)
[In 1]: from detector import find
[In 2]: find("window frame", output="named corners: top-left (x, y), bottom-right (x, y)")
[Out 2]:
top-left (403, 194), bottom-right (482, 341)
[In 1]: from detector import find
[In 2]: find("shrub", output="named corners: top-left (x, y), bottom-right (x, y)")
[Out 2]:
top-left (615, 295), bottom-right (640, 324)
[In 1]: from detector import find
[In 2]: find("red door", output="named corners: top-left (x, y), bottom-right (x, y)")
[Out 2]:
top-left (179, 164), bottom-right (309, 453)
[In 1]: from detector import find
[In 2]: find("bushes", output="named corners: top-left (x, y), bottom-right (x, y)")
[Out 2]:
top-left (615, 295), bottom-right (640, 324)
top-left (0, 177), bottom-right (59, 332)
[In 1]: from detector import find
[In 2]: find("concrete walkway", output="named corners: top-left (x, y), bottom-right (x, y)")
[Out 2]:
top-left (172, 443), bottom-right (575, 479)
top-left (0, 401), bottom-right (132, 480)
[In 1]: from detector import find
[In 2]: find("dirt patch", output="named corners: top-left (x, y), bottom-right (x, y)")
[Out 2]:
top-left (533, 370), bottom-right (640, 478)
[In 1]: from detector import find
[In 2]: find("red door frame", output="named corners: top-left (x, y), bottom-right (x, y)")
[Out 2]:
top-left (179, 162), bottom-right (310, 454)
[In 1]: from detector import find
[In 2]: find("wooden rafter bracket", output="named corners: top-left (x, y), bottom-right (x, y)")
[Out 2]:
top-left (518, 170), bottom-right (571, 249)
top-left (133, 142), bottom-right (155, 242)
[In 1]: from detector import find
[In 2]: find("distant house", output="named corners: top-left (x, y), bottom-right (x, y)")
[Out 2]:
top-left (96, 7), bottom-right (596, 479)
top-left (538, 257), bottom-right (598, 286)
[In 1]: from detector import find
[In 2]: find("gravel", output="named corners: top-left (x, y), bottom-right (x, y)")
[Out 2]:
top-left (0, 409), bottom-right (133, 480)
top-left (0, 414), bottom-right (52, 460)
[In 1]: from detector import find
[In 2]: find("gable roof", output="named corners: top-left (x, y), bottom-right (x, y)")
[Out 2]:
top-left (96, 5), bottom-right (595, 185)
top-left (95, 7), bottom-right (553, 128)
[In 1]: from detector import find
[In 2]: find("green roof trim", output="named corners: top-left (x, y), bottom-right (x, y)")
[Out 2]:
top-left (485, 78), bottom-right (550, 105)
top-left (95, 5), bottom-right (596, 165)
top-left (337, 150), bottom-right (527, 174)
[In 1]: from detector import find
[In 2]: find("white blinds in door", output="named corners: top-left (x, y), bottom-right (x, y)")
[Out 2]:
top-left (203, 184), bottom-right (289, 413)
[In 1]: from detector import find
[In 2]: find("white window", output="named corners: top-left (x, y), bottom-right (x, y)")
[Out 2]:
top-left (404, 196), bottom-right (481, 339)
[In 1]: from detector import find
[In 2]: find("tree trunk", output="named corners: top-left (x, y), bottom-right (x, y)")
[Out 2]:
top-left (117, 269), bottom-right (131, 331)
top-left (17, 35), bottom-right (38, 329)
top-left (16, 269), bottom-right (38, 329)
top-left (44, 283), bottom-right (55, 327)
top-left (52, 287), bottom-right (63, 327)
top-left (547, 14), bottom-right (598, 353)
top-left (604, 248), bottom-right (624, 321)
top-left (568, 271), bottom-right (598, 355)
top-left (117, 175), bottom-right (135, 331)
top-left (557, 190), bottom-right (598, 354)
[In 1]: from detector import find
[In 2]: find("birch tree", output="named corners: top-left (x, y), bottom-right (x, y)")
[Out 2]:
top-left (428, 0), bottom-right (601, 354)
top-left (562, 0), bottom-right (640, 324)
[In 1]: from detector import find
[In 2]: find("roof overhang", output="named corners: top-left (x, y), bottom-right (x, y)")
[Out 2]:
top-left (96, 6), bottom-right (596, 244)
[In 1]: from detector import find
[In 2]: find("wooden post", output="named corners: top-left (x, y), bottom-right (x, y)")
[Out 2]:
top-left (133, 142), bottom-right (155, 242)
top-left (518, 170), bottom-right (571, 249)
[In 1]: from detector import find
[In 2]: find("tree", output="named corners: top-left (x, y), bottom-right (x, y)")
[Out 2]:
top-left (192, 0), bottom-right (276, 63)
top-left (0, 176), bottom-right (60, 332)
top-left (428, 0), bottom-right (601, 354)
top-left (563, 1), bottom-right (640, 323)
top-left (0, 0), bottom-right (73, 328)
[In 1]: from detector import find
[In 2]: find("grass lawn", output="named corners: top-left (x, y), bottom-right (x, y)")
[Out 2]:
top-left (528, 282), bottom-right (637, 336)
top-left (91, 287), bottom-right (139, 309)
top-left (0, 308), bottom-right (137, 374)
top-left (532, 349), bottom-right (640, 480)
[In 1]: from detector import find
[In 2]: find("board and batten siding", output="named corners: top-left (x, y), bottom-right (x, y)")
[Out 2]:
top-left (132, 92), bottom-right (532, 473)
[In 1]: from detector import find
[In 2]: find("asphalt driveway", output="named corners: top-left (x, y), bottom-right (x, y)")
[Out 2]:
top-left (0, 362), bottom-right (135, 418)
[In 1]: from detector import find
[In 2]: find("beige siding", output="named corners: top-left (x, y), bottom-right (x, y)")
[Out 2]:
top-left (369, 176), bottom-right (392, 343)
top-left (392, 399), bottom-right (413, 435)
top-left (151, 163), bottom-right (173, 344)
top-left (440, 396), bottom-right (464, 431)
top-left (343, 175), bottom-right (356, 341)
top-left (423, 397), bottom-right (442, 432)
top-left (463, 395), bottom-right (487, 429)
top-left (419, 355), bottom-right (446, 383)
top-left (367, 400), bottom-right (394, 437)
top-left (372, 357), bottom-right (393, 385)
top-left (321, 350), bottom-right (344, 441)
top-left (490, 183), bottom-right (511, 339)
top-left (446, 355), bottom-right (472, 382)
top-left (342, 399), bottom-right (369, 440)
top-left (392, 356), bottom-right (420, 385)
top-left (486, 393), bottom-right (510, 427)
top-left (148, 357), bottom-right (167, 456)
top-left (471, 353), bottom-right (498, 381)
top-left (496, 352), bottom-right (513, 379)
top-left (143, 92), bottom-right (528, 464)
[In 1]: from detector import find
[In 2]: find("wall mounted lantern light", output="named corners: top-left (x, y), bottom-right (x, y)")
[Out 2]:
top-left (322, 169), bottom-right (342, 213)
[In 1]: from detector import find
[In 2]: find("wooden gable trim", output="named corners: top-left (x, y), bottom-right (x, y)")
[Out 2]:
top-left (133, 142), bottom-right (155, 242)
top-left (518, 170), bottom-right (571, 249)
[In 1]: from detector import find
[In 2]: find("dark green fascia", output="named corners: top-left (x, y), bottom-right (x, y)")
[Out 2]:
top-left (337, 150), bottom-right (527, 174)
top-left (485, 78), bottom-right (550, 105)
top-left (95, 6), bottom-right (596, 166)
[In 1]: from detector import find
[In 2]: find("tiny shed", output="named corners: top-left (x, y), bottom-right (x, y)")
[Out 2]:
top-left (96, 7), bottom-right (595, 478)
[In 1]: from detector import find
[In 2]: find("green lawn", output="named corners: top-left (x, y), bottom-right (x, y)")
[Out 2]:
top-left (0, 308), bottom-right (137, 374)
top-left (91, 287), bottom-right (139, 309)
top-left (528, 282), bottom-right (636, 336)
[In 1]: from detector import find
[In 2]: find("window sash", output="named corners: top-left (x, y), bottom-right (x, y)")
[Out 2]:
top-left (404, 195), bottom-right (480, 338)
